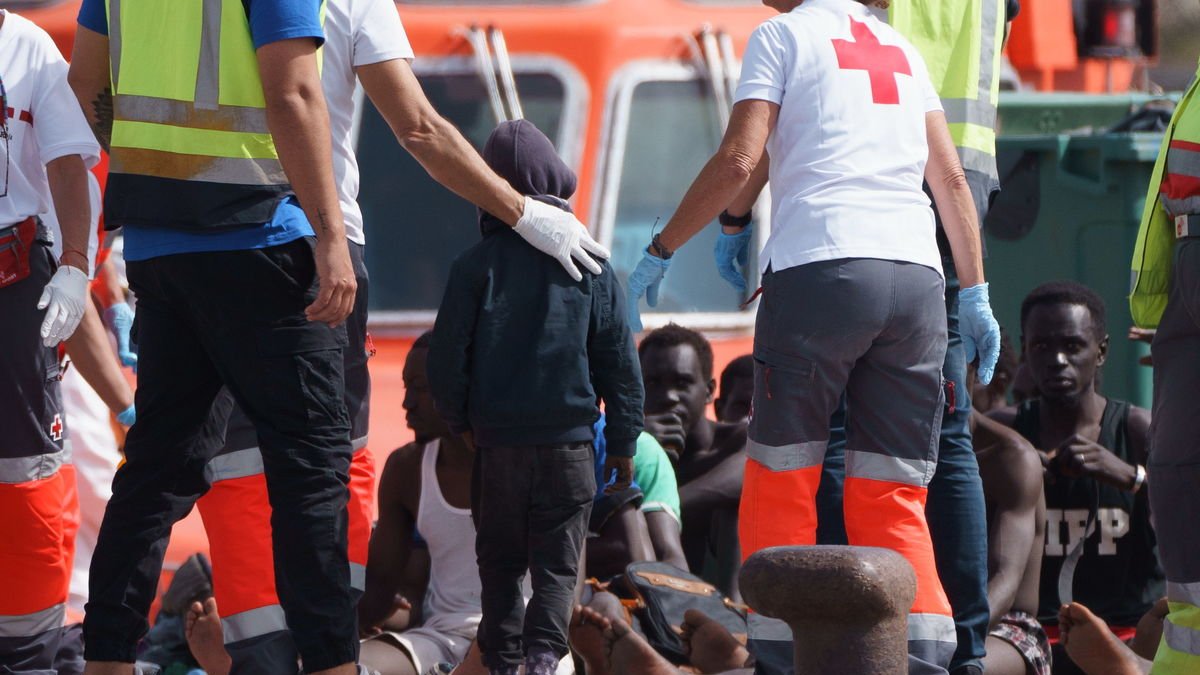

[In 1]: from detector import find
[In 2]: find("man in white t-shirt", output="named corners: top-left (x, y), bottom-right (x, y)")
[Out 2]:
top-left (183, 0), bottom-right (607, 673)
top-left (0, 9), bottom-right (99, 673)
top-left (625, 1), bottom-right (1001, 674)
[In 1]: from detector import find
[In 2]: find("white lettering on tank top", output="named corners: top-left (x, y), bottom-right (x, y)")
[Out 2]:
top-left (1044, 508), bottom-right (1132, 557)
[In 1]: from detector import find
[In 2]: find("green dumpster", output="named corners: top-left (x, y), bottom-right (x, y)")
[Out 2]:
top-left (983, 121), bottom-right (1164, 409)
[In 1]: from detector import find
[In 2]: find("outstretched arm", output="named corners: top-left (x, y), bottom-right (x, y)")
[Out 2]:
top-left (655, 100), bottom-right (776, 254)
top-left (356, 57), bottom-right (607, 280)
top-left (64, 298), bottom-right (134, 416)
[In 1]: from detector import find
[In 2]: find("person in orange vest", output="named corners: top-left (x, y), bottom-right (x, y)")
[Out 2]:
top-left (0, 8), bottom-right (100, 673)
top-left (625, 1), bottom-right (1001, 674)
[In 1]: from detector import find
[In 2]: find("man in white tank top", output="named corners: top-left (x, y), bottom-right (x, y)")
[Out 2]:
top-left (358, 335), bottom-right (572, 675)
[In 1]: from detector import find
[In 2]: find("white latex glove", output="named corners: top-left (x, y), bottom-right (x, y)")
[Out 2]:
top-left (513, 196), bottom-right (610, 282)
top-left (38, 265), bottom-right (88, 346)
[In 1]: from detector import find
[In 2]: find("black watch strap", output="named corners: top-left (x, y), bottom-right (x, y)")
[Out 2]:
top-left (719, 210), bottom-right (752, 229)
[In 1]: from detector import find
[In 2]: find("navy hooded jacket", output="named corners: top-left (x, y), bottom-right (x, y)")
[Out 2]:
top-left (427, 120), bottom-right (644, 456)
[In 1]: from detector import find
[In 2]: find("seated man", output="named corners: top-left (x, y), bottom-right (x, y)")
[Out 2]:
top-left (638, 325), bottom-right (747, 599)
top-left (715, 355), bottom-right (754, 424)
top-left (970, 360), bottom-right (1050, 675)
top-left (587, 416), bottom-right (688, 579)
top-left (990, 282), bottom-right (1161, 675)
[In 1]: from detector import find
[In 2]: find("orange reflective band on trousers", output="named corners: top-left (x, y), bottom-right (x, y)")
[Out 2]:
top-left (198, 447), bottom-right (376, 642)
top-left (738, 459), bottom-right (952, 618)
top-left (0, 469), bottom-right (70, 625)
top-left (60, 463), bottom-right (84, 626)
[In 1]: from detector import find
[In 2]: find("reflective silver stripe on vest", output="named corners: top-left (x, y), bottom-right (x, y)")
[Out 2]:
top-left (941, 98), bottom-right (997, 131)
top-left (1164, 617), bottom-right (1200, 657)
top-left (108, 148), bottom-right (287, 186)
top-left (845, 449), bottom-right (934, 487)
top-left (1167, 144), bottom-right (1200, 178)
top-left (1169, 581), bottom-right (1200, 607)
top-left (207, 448), bottom-right (265, 483)
top-left (108, 0), bottom-right (123, 87)
top-left (353, 435), bottom-right (368, 452)
top-left (196, 0), bottom-right (223, 110)
top-left (746, 439), bottom-right (826, 472)
top-left (0, 451), bottom-right (64, 484)
top-left (957, 146), bottom-right (999, 176)
top-left (0, 604), bottom-right (65, 638)
top-left (114, 95), bottom-right (270, 135)
top-left (350, 562), bottom-right (366, 592)
top-left (222, 604), bottom-right (288, 644)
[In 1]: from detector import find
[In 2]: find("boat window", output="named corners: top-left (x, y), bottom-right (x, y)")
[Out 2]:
top-left (357, 63), bottom-right (580, 321)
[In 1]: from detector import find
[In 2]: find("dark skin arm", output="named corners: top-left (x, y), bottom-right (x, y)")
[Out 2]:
top-left (981, 432), bottom-right (1043, 629)
top-left (1055, 406), bottom-right (1150, 491)
top-left (644, 510), bottom-right (689, 571)
top-left (585, 503), bottom-right (655, 579)
top-left (358, 446), bottom-right (423, 633)
top-left (679, 443), bottom-right (745, 515)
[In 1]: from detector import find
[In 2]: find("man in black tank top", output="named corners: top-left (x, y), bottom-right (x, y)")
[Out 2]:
top-left (989, 282), bottom-right (1161, 675)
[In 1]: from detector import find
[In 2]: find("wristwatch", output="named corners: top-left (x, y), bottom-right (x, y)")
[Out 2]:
top-left (649, 232), bottom-right (674, 260)
top-left (1131, 464), bottom-right (1147, 493)
top-left (719, 210), bottom-right (752, 229)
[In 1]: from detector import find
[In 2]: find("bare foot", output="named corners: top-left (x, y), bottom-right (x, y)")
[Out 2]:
top-left (680, 609), bottom-right (750, 674)
top-left (607, 616), bottom-right (680, 675)
top-left (587, 590), bottom-right (632, 625)
top-left (1130, 597), bottom-right (1169, 660)
top-left (1058, 603), bottom-right (1148, 675)
top-left (185, 597), bottom-right (232, 675)
top-left (570, 606), bottom-right (612, 675)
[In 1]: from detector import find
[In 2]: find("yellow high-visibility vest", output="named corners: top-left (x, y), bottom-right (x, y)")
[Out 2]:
top-left (889, 0), bottom-right (1005, 178)
top-left (1129, 60), bottom-right (1200, 329)
top-left (102, 0), bottom-right (318, 230)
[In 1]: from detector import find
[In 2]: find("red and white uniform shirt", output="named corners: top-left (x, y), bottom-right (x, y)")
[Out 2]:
top-left (735, 0), bottom-right (944, 276)
top-left (0, 11), bottom-right (99, 229)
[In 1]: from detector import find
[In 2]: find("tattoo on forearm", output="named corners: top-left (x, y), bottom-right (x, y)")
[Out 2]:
top-left (92, 88), bottom-right (113, 152)
top-left (316, 207), bottom-right (330, 234)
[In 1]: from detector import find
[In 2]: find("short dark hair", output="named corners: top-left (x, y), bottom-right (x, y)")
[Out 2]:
top-left (638, 324), bottom-right (714, 382)
top-left (1019, 281), bottom-right (1108, 341)
top-left (412, 330), bottom-right (434, 351)
top-left (719, 354), bottom-right (754, 397)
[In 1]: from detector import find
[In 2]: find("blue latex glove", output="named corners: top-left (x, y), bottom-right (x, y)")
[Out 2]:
top-left (626, 250), bottom-right (671, 332)
top-left (104, 302), bottom-right (138, 370)
top-left (959, 283), bottom-right (1002, 385)
top-left (714, 226), bottom-right (752, 295)
top-left (116, 403), bottom-right (136, 427)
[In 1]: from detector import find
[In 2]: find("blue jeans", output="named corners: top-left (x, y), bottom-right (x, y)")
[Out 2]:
top-left (809, 260), bottom-right (990, 674)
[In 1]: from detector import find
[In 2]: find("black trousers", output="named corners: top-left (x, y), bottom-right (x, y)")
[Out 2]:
top-left (83, 238), bottom-right (357, 672)
top-left (471, 443), bottom-right (595, 668)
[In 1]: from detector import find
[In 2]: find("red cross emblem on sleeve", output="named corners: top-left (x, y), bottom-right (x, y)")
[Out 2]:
top-left (832, 18), bottom-right (912, 105)
top-left (51, 414), bottom-right (63, 441)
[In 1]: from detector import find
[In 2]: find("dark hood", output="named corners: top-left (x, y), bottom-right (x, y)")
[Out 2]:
top-left (479, 119), bottom-right (577, 236)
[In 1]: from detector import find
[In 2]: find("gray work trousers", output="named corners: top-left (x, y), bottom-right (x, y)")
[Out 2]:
top-left (743, 258), bottom-right (954, 675)
top-left (1149, 237), bottom-right (1200, 669)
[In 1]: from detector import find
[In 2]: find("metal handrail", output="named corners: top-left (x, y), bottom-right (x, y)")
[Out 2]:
top-left (698, 25), bottom-right (730, 128)
top-left (717, 29), bottom-right (740, 106)
top-left (460, 25), bottom-right (507, 124)
top-left (488, 26), bottom-right (525, 120)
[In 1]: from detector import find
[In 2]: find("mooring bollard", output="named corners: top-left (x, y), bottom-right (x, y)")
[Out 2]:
top-left (739, 545), bottom-right (916, 675)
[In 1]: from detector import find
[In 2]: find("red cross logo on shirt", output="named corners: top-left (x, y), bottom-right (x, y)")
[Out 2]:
top-left (51, 414), bottom-right (63, 442)
top-left (832, 18), bottom-right (912, 105)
